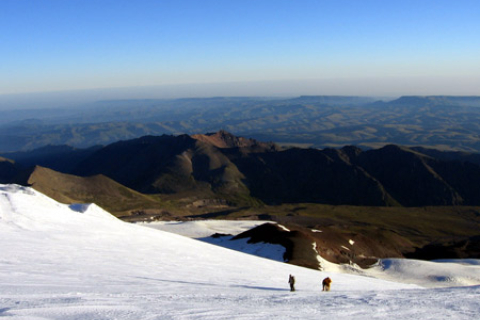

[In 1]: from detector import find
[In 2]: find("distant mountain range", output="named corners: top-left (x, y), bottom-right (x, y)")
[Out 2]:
top-left (1, 95), bottom-right (480, 152)
top-left (2, 131), bottom-right (480, 210)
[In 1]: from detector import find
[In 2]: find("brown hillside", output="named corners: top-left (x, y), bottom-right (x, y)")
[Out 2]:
top-left (192, 130), bottom-right (279, 151)
top-left (23, 166), bottom-right (164, 217)
top-left (73, 134), bottom-right (255, 205)
top-left (353, 145), bottom-right (473, 205)
top-left (5, 132), bottom-right (480, 207)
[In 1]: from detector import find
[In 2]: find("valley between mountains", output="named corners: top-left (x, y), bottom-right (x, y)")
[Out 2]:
top-left (1, 131), bottom-right (480, 268)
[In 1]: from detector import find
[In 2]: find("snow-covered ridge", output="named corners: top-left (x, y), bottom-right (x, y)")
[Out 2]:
top-left (1, 184), bottom-right (479, 319)
top-left (0, 184), bottom-right (120, 232)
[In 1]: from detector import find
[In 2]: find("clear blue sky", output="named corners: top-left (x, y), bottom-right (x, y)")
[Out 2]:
top-left (1, 0), bottom-right (480, 97)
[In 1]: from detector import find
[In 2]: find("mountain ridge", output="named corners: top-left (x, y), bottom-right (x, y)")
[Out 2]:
top-left (2, 95), bottom-right (480, 152)
top-left (3, 131), bottom-right (480, 207)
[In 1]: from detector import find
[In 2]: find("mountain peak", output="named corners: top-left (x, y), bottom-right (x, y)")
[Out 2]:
top-left (192, 130), bottom-right (278, 150)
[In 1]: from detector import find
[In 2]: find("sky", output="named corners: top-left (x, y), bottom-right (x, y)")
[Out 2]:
top-left (1, 0), bottom-right (480, 99)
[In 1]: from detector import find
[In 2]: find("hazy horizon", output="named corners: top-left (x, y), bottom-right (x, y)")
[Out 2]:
top-left (2, 0), bottom-right (479, 104)
top-left (2, 77), bottom-right (480, 110)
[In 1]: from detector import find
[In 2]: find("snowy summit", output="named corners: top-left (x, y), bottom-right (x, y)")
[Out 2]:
top-left (0, 184), bottom-right (479, 319)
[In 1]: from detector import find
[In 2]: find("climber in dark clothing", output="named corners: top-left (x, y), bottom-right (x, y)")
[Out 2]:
top-left (288, 274), bottom-right (296, 292)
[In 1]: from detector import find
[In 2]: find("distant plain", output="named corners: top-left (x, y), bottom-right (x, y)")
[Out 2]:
top-left (1, 95), bottom-right (480, 152)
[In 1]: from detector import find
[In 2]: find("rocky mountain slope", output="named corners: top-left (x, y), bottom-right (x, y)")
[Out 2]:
top-left (3, 131), bottom-right (480, 207)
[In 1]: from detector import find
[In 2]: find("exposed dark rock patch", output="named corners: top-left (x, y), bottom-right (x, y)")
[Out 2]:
top-left (231, 222), bottom-right (411, 269)
top-left (0, 157), bottom-right (18, 183)
top-left (406, 236), bottom-right (480, 260)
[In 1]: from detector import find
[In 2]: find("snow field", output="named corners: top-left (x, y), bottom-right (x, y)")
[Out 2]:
top-left (1, 184), bottom-right (479, 319)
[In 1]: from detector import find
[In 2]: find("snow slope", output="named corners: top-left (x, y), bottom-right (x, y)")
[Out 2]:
top-left (142, 220), bottom-right (480, 288)
top-left (1, 184), bottom-right (479, 319)
top-left (140, 220), bottom-right (287, 262)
